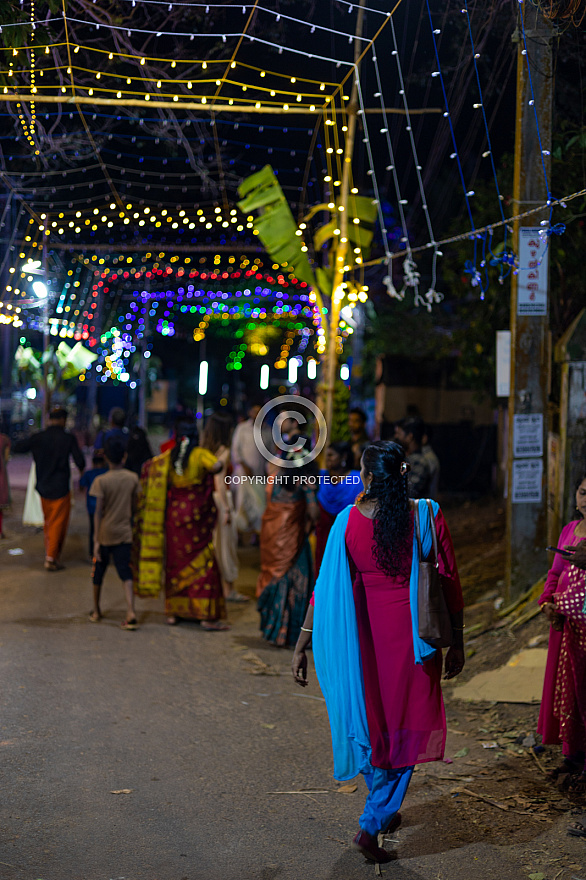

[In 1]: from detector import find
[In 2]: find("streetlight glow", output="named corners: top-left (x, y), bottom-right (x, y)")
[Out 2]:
top-left (340, 364), bottom-right (350, 382)
top-left (288, 357), bottom-right (298, 384)
top-left (260, 363), bottom-right (269, 390)
top-left (198, 360), bottom-right (208, 396)
top-left (307, 358), bottom-right (317, 380)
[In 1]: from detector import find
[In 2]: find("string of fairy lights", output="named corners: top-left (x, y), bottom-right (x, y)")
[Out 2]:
top-left (8, 233), bottom-right (368, 389)
top-left (0, 0), bottom-right (565, 400)
top-left (2, 42), bottom-right (345, 111)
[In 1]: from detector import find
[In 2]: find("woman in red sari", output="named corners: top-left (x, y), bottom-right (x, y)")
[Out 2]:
top-left (538, 472), bottom-right (586, 794)
top-left (133, 421), bottom-right (229, 630)
top-left (292, 441), bottom-right (464, 864)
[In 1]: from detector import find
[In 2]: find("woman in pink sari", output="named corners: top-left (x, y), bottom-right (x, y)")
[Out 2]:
top-left (292, 441), bottom-right (464, 864)
top-left (538, 473), bottom-right (586, 795)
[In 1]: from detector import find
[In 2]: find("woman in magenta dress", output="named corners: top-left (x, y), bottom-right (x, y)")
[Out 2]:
top-left (538, 472), bottom-right (586, 793)
top-left (292, 441), bottom-right (464, 864)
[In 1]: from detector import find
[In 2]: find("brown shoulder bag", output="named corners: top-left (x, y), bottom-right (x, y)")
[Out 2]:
top-left (414, 500), bottom-right (453, 649)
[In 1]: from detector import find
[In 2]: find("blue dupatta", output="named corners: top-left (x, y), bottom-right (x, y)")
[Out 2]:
top-left (312, 499), bottom-right (439, 781)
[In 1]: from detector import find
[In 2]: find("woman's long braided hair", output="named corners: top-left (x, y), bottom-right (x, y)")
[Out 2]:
top-left (171, 420), bottom-right (199, 475)
top-left (361, 440), bottom-right (412, 578)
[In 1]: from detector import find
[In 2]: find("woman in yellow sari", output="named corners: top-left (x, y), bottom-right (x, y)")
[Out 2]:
top-left (133, 421), bottom-right (229, 630)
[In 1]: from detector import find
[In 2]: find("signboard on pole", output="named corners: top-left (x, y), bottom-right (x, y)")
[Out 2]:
top-left (513, 413), bottom-right (544, 458)
top-left (496, 330), bottom-right (511, 397)
top-left (518, 227), bottom-right (548, 316)
top-left (512, 458), bottom-right (543, 504)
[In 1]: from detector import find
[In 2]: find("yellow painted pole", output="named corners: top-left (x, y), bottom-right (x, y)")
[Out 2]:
top-left (323, 0), bottom-right (366, 434)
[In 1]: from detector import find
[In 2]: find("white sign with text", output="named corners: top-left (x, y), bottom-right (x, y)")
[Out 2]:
top-left (512, 458), bottom-right (543, 504)
top-left (496, 330), bottom-right (511, 398)
top-left (518, 227), bottom-right (548, 316)
top-left (513, 413), bottom-right (544, 458)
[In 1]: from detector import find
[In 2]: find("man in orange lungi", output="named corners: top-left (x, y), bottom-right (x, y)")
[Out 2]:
top-left (14, 408), bottom-right (85, 571)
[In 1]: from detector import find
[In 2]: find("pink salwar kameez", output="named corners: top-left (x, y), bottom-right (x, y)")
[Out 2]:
top-left (345, 506), bottom-right (463, 770)
top-left (538, 521), bottom-right (586, 761)
top-left (313, 504), bottom-right (464, 837)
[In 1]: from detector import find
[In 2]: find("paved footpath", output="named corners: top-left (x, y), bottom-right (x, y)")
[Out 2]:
top-left (0, 458), bottom-right (582, 880)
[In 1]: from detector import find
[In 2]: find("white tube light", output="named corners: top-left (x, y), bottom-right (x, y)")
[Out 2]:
top-left (260, 363), bottom-right (269, 390)
top-left (32, 281), bottom-right (48, 299)
top-left (198, 360), bottom-right (208, 396)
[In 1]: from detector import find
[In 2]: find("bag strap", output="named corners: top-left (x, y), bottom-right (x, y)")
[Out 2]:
top-left (426, 499), bottom-right (439, 567)
top-left (413, 500), bottom-right (423, 559)
top-left (413, 499), bottom-right (439, 565)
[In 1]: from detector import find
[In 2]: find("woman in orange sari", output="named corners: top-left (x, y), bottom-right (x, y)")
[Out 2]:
top-left (134, 421), bottom-right (229, 630)
top-left (257, 448), bottom-right (319, 646)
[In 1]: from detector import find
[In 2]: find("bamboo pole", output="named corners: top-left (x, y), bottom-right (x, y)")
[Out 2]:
top-left (323, 0), bottom-right (366, 434)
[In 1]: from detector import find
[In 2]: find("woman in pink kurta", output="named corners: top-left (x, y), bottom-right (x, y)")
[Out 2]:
top-left (346, 504), bottom-right (462, 770)
top-left (538, 473), bottom-right (586, 792)
top-left (293, 441), bottom-right (465, 864)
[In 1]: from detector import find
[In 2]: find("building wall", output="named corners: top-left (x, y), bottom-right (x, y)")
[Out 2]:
top-left (375, 382), bottom-right (495, 428)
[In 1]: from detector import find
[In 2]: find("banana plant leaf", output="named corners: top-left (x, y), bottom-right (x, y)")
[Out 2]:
top-left (55, 341), bottom-right (73, 368)
top-left (313, 195), bottom-right (377, 256)
top-left (60, 342), bottom-right (98, 379)
top-left (347, 195), bottom-right (378, 225)
top-left (316, 266), bottom-right (334, 298)
top-left (14, 345), bottom-right (41, 373)
top-left (237, 165), bottom-right (317, 293)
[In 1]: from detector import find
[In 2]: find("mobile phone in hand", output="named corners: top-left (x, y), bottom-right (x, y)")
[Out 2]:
top-left (546, 546), bottom-right (575, 556)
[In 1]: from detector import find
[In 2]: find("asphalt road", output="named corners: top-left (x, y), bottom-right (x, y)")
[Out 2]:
top-left (0, 459), bottom-right (582, 880)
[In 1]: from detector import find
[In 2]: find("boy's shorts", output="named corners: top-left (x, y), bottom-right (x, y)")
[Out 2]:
top-left (92, 543), bottom-right (132, 585)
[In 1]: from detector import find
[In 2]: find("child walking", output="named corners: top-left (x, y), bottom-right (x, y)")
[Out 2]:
top-left (89, 437), bottom-right (139, 630)
top-left (79, 453), bottom-right (107, 561)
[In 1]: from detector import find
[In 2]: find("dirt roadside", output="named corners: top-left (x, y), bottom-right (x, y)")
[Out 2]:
top-left (0, 463), bottom-right (584, 880)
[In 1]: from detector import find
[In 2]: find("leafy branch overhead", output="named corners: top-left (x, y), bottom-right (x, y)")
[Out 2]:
top-left (237, 165), bottom-right (378, 318)
top-left (14, 341), bottom-right (97, 392)
top-left (237, 164), bottom-right (318, 296)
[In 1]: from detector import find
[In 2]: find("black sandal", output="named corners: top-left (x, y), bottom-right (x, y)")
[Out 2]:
top-left (382, 812), bottom-right (401, 835)
top-left (568, 816), bottom-right (586, 838)
top-left (547, 759), bottom-right (579, 781)
top-left (567, 772), bottom-right (586, 795)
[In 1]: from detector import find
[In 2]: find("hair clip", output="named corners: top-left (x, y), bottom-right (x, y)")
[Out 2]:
top-left (400, 461), bottom-right (411, 476)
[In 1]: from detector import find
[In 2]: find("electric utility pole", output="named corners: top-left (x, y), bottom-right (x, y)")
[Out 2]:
top-left (505, 4), bottom-right (554, 599)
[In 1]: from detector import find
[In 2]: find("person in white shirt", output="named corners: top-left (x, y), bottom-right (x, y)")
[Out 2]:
top-left (231, 403), bottom-right (267, 536)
